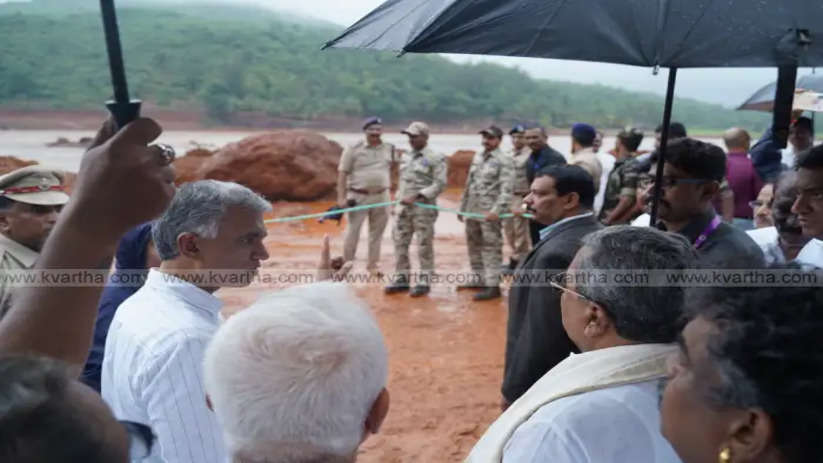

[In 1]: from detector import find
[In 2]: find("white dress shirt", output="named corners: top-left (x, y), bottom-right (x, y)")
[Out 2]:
top-left (538, 212), bottom-right (594, 241)
top-left (503, 380), bottom-right (681, 463)
top-left (796, 238), bottom-right (823, 268)
top-left (746, 226), bottom-right (784, 265)
top-left (102, 269), bottom-right (227, 463)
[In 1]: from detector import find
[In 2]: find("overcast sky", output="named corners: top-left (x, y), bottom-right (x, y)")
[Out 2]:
top-left (5, 0), bottom-right (815, 107)
top-left (255, 0), bottom-right (818, 108)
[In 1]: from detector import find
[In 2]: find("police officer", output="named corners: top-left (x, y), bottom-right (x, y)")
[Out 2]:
top-left (458, 125), bottom-right (515, 301)
top-left (503, 124), bottom-right (532, 273)
top-left (337, 117), bottom-right (395, 275)
top-left (385, 122), bottom-right (447, 297)
top-left (0, 166), bottom-right (70, 317)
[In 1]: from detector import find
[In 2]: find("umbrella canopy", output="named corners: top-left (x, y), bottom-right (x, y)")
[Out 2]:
top-left (738, 74), bottom-right (823, 111)
top-left (325, 0), bottom-right (823, 68)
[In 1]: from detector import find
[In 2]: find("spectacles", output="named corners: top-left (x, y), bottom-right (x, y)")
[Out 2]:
top-left (549, 272), bottom-right (592, 301)
top-left (120, 421), bottom-right (155, 460)
top-left (638, 174), bottom-right (713, 189)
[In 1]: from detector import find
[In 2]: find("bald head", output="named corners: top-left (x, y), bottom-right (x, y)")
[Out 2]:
top-left (722, 128), bottom-right (751, 152)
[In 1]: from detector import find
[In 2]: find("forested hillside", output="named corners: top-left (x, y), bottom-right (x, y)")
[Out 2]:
top-left (0, 0), bottom-right (769, 130)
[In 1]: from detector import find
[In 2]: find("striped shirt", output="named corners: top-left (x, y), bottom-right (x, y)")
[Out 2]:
top-left (102, 269), bottom-right (227, 463)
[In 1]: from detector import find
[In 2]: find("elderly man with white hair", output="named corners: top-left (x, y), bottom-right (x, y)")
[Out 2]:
top-left (102, 180), bottom-right (271, 463)
top-left (203, 282), bottom-right (390, 463)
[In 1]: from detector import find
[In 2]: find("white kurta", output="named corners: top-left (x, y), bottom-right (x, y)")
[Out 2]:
top-left (102, 269), bottom-right (227, 463)
top-left (503, 381), bottom-right (681, 463)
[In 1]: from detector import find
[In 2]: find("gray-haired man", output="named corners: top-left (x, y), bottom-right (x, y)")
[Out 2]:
top-left (102, 180), bottom-right (271, 463)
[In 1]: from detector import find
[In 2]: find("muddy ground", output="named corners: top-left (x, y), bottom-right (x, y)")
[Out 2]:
top-left (219, 188), bottom-right (508, 462)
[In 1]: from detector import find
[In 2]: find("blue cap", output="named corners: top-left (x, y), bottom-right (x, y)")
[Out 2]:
top-left (362, 116), bottom-right (382, 131)
top-left (571, 123), bottom-right (597, 146)
top-left (509, 124), bottom-right (526, 135)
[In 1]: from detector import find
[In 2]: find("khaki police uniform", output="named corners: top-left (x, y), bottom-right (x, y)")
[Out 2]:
top-left (393, 138), bottom-right (447, 284)
top-left (459, 147), bottom-right (515, 288)
top-left (503, 146), bottom-right (532, 263)
top-left (0, 166), bottom-right (69, 317)
top-left (338, 140), bottom-right (395, 271)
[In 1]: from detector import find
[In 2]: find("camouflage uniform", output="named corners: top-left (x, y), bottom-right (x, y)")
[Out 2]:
top-left (338, 140), bottom-right (395, 271)
top-left (503, 147), bottom-right (532, 262)
top-left (459, 148), bottom-right (515, 287)
top-left (393, 147), bottom-right (447, 283)
top-left (599, 158), bottom-right (640, 222)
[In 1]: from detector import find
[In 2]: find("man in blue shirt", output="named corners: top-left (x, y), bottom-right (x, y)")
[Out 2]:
top-left (523, 126), bottom-right (567, 243)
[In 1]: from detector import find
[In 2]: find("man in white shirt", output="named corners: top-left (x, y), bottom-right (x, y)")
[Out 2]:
top-left (203, 282), bottom-right (390, 463)
top-left (792, 145), bottom-right (823, 268)
top-left (468, 226), bottom-right (696, 463)
top-left (747, 171), bottom-right (809, 264)
top-left (102, 180), bottom-right (272, 463)
top-left (781, 116), bottom-right (814, 169)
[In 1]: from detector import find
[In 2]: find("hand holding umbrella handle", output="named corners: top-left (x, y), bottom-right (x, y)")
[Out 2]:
top-left (100, 0), bottom-right (141, 128)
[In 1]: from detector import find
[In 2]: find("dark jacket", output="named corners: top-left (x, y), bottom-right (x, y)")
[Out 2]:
top-left (659, 209), bottom-right (765, 269)
top-left (502, 215), bottom-right (603, 403)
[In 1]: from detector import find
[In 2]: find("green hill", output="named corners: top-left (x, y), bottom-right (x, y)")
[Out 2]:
top-left (0, 0), bottom-right (770, 131)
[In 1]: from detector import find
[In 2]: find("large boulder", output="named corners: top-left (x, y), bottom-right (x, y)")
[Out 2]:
top-left (173, 148), bottom-right (214, 184)
top-left (174, 131), bottom-right (343, 201)
top-left (447, 150), bottom-right (476, 188)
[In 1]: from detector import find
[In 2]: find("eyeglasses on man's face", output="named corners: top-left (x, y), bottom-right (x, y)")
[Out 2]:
top-left (638, 174), bottom-right (713, 189)
top-left (549, 272), bottom-right (591, 301)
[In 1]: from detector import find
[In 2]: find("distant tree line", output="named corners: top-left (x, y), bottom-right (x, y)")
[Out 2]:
top-left (0, 2), bottom-right (770, 131)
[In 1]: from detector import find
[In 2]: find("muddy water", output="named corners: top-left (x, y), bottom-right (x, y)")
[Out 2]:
top-left (220, 189), bottom-right (508, 462)
top-left (0, 129), bottom-right (681, 172)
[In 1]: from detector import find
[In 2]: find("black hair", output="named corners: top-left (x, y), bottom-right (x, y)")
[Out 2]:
top-left (0, 355), bottom-right (120, 463)
top-left (792, 116), bottom-right (814, 135)
top-left (654, 138), bottom-right (727, 181)
top-left (535, 164), bottom-right (595, 209)
top-left (655, 122), bottom-right (687, 139)
top-left (578, 226), bottom-right (697, 343)
top-left (0, 197), bottom-right (16, 211)
top-left (795, 144), bottom-right (823, 170)
top-left (686, 270), bottom-right (823, 462)
top-left (617, 128), bottom-right (644, 152)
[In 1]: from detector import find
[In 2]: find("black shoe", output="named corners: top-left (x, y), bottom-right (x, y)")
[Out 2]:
top-left (384, 276), bottom-right (410, 294)
top-left (473, 286), bottom-right (502, 301)
top-left (409, 285), bottom-right (430, 297)
top-left (457, 282), bottom-right (485, 290)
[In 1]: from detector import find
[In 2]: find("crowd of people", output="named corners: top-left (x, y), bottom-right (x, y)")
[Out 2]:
top-left (0, 110), bottom-right (820, 463)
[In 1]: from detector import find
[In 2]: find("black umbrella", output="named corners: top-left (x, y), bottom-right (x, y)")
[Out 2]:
top-left (99, 0), bottom-right (141, 128)
top-left (325, 0), bottom-right (823, 223)
top-left (739, 74), bottom-right (823, 111)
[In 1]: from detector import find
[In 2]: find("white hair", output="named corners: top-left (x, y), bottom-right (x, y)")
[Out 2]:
top-left (152, 180), bottom-right (271, 260)
top-left (203, 282), bottom-right (388, 461)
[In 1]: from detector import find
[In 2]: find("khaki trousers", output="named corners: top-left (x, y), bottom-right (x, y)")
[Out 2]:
top-left (343, 191), bottom-right (390, 271)
top-left (503, 194), bottom-right (531, 262)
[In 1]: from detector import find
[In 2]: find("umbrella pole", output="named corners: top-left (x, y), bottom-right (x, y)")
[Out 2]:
top-left (99, 0), bottom-right (141, 128)
top-left (650, 68), bottom-right (678, 225)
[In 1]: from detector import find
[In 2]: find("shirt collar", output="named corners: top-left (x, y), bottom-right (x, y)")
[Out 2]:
top-left (539, 212), bottom-right (594, 241)
top-left (657, 208), bottom-right (717, 244)
top-left (0, 233), bottom-right (38, 267)
top-left (727, 150), bottom-right (748, 157)
top-left (146, 268), bottom-right (223, 316)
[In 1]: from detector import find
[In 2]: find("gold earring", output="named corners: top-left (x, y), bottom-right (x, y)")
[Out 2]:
top-left (718, 447), bottom-right (732, 463)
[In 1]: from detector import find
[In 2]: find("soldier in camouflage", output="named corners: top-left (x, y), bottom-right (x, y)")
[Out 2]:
top-left (458, 125), bottom-right (515, 300)
top-left (503, 124), bottom-right (532, 273)
top-left (385, 122), bottom-right (447, 297)
top-left (600, 128), bottom-right (643, 225)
